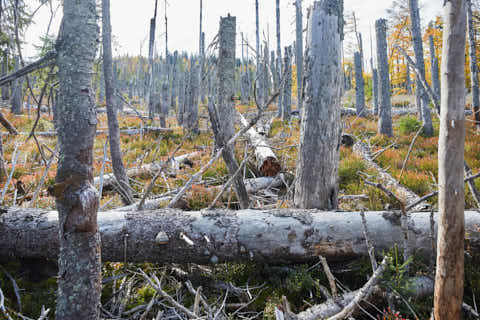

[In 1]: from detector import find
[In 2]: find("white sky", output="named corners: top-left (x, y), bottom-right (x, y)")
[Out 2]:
top-left (24, 0), bottom-right (440, 61)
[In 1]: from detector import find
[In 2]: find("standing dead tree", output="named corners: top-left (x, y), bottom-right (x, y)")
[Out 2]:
top-left (146, 0), bottom-right (159, 120)
top-left (375, 18), bottom-right (393, 137)
top-left (434, 0), bottom-right (467, 319)
top-left (295, 0), bottom-right (304, 112)
top-left (294, 0), bottom-right (342, 210)
top-left (53, 0), bottom-right (101, 318)
top-left (467, 0), bottom-right (480, 129)
top-left (102, 0), bottom-right (134, 205)
top-left (209, 15), bottom-right (250, 209)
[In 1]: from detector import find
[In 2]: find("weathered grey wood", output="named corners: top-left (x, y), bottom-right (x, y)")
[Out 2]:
top-left (354, 51), bottom-right (365, 117)
top-left (102, 0), bottom-right (134, 205)
top-left (255, 0), bottom-right (260, 82)
top-left (214, 15), bottom-right (250, 209)
top-left (185, 59), bottom-right (199, 132)
top-left (294, 0), bottom-right (342, 210)
top-left (406, 62), bottom-right (412, 94)
top-left (170, 51), bottom-right (178, 110)
top-left (429, 35), bottom-right (441, 103)
top-left (295, 0), bottom-right (304, 111)
top-left (237, 111), bottom-right (281, 177)
top-left (0, 111), bottom-right (18, 135)
top-left (434, 1), bottom-right (467, 318)
top-left (11, 56), bottom-right (22, 115)
top-left (160, 82), bottom-right (169, 127)
top-left (467, 0), bottom-right (480, 128)
top-left (146, 0), bottom-right (158, 119)
top-left (282, 46), bottom-right (292, 122)
top-left (408, 0), bottom-right (434, 136)
top-left (2, 208), bottom-right (480, 264)
top-left (53, 0), bottom-right (101, 318)
top-left (276, 0), bottom-right (283, 117)
top-left (371, 63), bottom-right (379, 115)
top-left (1, 52), bottom-right (8, 100)
top-left (375, 19), bottom-right (393, 137)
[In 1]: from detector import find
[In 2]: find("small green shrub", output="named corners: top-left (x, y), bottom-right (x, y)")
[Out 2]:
top-left (397, 116), bottom-right (422, 135)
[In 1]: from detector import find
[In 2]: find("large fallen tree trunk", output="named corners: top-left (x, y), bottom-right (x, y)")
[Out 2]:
top-left (353, 142), bottom-right (426, 211)
top-left (237, 111), bottom-right (281, 176)
top-left (1, 208), bottom-right (479, 264)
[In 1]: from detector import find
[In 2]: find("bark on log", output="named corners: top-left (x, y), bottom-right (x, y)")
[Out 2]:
top-left (237, 112), bottom-right (280, 177)
top-left (2, 208), bottom-right (480, 264)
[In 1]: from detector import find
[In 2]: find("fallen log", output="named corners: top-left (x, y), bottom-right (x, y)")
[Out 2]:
top-left (7, 127), bottom-right (174, 137)
top-left (1, 208), bottom-right (479, 264)
top-left (237, 111), bottom-right (281, 177)
top-left (93, 152), bottom-right (200, 189)
top-left (353, 142), bottom-right (426, 211)
top-left (0, 112), bottom-right (18, 135)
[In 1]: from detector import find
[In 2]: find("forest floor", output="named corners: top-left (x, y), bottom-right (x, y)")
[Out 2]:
top-left (1, 93), bottom-right (480, 319)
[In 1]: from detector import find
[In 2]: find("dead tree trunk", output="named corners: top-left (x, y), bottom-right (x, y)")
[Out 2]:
top-left (467, 0), bottom-right (480, 129)
top-left (354, 51), bottom-right (365, 117)
top-left (11, 56), bottom-right (22, 115)
top-left (146, 0), bottom-right (158, 120)
top-left (53, 0), bottom-right (101, 318)
top-left (371, 61), bottom-right (379, 116)
top-left (185, 59), bottom-right (199, 132)
top-left (102, 0), bottom-right (134, 205)
top-left (282, 46), bottom-right (292, 122)
top-left (406, 62), bottom-right (412, 94)
top-left (213, 15), bottom-right (250, 209)
top-left (2, 208), bottom-right (480, 264)
top-left (160, 82), bottom-right (169, 127)
top-left (295, 0), bottom-right (304, 111)
top-left (429, 35), bottom-right (441, 101)
top-left (294, 0), bottom-right (342, 210)
top-left (375, 19), bottom-right (393, 137)
top-left (408, 0), bottom-right (434, 136)
top-left (1, 52), bottom-right (8, 100)
top-left (434, 1), bottom-right (467, 319)
top-left (276, 0), bottom-right (283, 116)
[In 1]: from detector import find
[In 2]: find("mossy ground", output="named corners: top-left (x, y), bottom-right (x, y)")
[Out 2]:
top-left (0, 93), bottom-right (479, 319)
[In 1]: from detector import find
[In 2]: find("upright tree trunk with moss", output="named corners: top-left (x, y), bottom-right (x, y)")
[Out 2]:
top-left (214, 15), bottom-right (250, 209)
top-left (376, 19), bottom-right (393, 137)
top-left (294, 0), bottom-right (342, 210)
top-left (434, 1), bottom-right (466, 319)
top-left (295, 0), bottom-right (304, 111)
top-left (354, 51), bottom-right (365, 117)
top-left (11, 56), bottom-right (22, 115)
top-left (467, 0), bottom-right (480, 129)
top-left (283, 46), bottom-right (292, 122)
top-left (408, 0), bottom-right (434, 136)
top-left (54, 0), bottom-right (101, 318)
top-left (102, 0), bottom-right (133, 205)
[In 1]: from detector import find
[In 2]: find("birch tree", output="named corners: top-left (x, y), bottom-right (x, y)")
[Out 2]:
top-left (434, 0), bottom-right (467, 318)
top-left (294, 0), bottom-right (342, 210)
top-left (102, 0), bottom-right (134, 205)
top-left (53, 0), bottom-right (101, 318)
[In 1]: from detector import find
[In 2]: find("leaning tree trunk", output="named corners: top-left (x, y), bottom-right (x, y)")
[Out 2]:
top-left (467, 0), bottom-right (480, 129)
top-left (295, 0), bottom-right (304, 111)
top-left (408, 0), bottom-right (434, 136)
top-left (53, 0), bottom-right (101, 318)
top-left (102, 0), bottom-right (133, 205)
top-left (11, 56), bottom-right (22, 115)
top-left (375, 19), bottom-right (393, 137)
top-left (434, 1), bottom-right (467, 319)
top-left (213, 15), bottom-right (250, 209)
top-left (354, 51), bottom-right (365, 117)
top-left (294, 0), bottom-right (342, 210)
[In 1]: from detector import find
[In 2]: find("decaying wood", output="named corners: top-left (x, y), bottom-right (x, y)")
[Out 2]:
top-left (353, 142), bottom-right (426, 211)
top-left (237, 111), bottom-right (280, 177)
top-left (2, 208), bottom-right (480, 264)
top-left (0, 112), bottom-right (18, 135)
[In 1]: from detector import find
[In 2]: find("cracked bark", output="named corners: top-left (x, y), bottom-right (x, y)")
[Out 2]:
top-left (53, 0), bottom-right (101, 318)
top-left (434, 1), bottom-right (467, 319)
top-left (294, 0), bottom-right (342, 210)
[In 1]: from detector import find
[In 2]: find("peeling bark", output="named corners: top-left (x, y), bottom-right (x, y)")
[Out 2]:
top-left (1, 208), bottom-right (480, 264)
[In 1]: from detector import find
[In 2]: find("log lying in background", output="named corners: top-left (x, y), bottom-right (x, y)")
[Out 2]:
top-left (7, 126), bottom-right (174, 137)
top-left (93, 152), bottom-right (201, 189)
top-left (237, 111), bottom-right (281, 177)
top-left (1, 208), bottom-right (479, 264)
top-left (353, 142), bottom-right (426, 211)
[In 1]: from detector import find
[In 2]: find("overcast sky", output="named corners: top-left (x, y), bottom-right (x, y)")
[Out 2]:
top-left (24, 0), bottom-right (440, 61)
